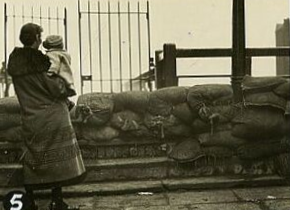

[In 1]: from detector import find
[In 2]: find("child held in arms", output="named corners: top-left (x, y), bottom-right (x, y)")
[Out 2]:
top-left (43, 35), bottom-right (76, 110)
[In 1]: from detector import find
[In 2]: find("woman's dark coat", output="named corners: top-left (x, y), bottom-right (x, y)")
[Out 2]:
top-left (8, 47), bottom-right (85, 186)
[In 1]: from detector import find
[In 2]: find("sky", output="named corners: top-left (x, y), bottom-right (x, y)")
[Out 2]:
top-left (0, 0), bottom-right (289, 96)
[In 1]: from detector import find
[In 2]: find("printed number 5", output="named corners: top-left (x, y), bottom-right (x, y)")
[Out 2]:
top-left (10, 194), bottom-right (23, 210)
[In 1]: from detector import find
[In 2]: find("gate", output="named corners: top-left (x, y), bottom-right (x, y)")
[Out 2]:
top-left (1, 3), bottom-right (68, 97)
top-left (78, 0), bottom-right (152, 94)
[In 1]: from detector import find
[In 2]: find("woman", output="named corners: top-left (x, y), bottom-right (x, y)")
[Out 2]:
top-left (7, 23), bottom-right (86, 210)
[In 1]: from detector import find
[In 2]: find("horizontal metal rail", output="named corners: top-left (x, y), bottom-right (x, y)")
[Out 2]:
top-left (175, 47), bottom-right (290, 58)
top-left (177, 74), bottom-right (231, 78)
top-left (6, 15), bottom-right (62, 20)
top-left (246, 47), bottom-right (290, 57)
top-left (155, 45), bottom-right (290, 87)
top-left (79, 11), bottom-right (147, 15)
top-left (91, 78), bottom-right (150, 82)
top-left (176, 48), bottom-right (232, 58)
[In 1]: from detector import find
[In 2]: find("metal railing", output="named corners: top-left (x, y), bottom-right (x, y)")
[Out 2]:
top-left (78, 0), bottom-right (152, 94)
top-left (2, 3), bottom-right (67, 97)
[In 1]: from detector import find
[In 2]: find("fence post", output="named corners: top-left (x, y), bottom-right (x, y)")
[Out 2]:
top-left (4, 3), bottom-right (9, 97)
top-left (163, 44), bottom-right (177, 87)
top-left (64, 8), bottom-right (68, 50)
top-left (232, 0), bottom-right (246, 102)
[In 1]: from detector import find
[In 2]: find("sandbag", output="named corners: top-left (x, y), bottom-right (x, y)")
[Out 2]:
top-left (147, 95), bottom-right (172, 116)
top-left (242, 75), bottom-right (287, 91)
top-left (273, 79), bottom-right (290, 100)
top-left (232, 107), bottom-right (286, 139)
top-left (150, 86), bottom-right (188, 104)
top-left (0, 126), bottom-right (23, 143)
top-left (209, 105), bottom-right (237, 123)
top-left (242, 76), bottom-right (288, 110)
top-left (0, 96), bottom-right (20, 114)
top-left (144, 114), bottom-right (192, 138)
top-left (237, 138), bottom-right (287, 160)
top-left (168, 138), bottom-right (204, 162)
top-left (172, 103), bottom-right (198, 124)
top-left (148, 87), bottom-right (188, 116)
top-left (0, 113), bottom-right (22, 130)
top-left (187, 84), bottom-right (233, 111)
top-left (113, 91), bottom-right (150, 113)
top-left (198, 130), bottom-right (247, 149)
top-left (77, 93), bottom-right (114, 126)
top-left (202, 146), bottom-right (234, 158)
top-left (110, 110), bottom-right (143, 131)
top-left (243, 91), bottom-right (287, 111)
top-left (191, 119), bottom-right (232, 134)
top-left (80, 125), bottom-right (119, 141)
top-left (119, 125), bottom-right (154, 138)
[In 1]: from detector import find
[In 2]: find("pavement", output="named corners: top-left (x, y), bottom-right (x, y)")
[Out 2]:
top-left (0, 176), bottom-right (289, 210)
top-left (14, 186), bottom-right (290, 210)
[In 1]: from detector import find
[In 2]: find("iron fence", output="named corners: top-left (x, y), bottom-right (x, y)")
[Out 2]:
top-left (1, 3), bottom-right (67, 97)
top-left (78, 0), bottom-right (152, 94)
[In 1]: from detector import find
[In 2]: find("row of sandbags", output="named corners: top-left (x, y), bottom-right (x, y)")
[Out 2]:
top-left (72, 84), bottom-right (234, 142)
top-left (0, 77), bottom-right (289, 162)
top-left (73, 78), bottom-right (290, 142)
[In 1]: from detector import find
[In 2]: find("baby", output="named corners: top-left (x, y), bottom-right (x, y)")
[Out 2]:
top-left (43, 35), bottom-right (76, 110)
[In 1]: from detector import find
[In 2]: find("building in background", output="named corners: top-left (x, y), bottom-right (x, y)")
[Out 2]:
top-left (276, 18), bottom-right (290, 76)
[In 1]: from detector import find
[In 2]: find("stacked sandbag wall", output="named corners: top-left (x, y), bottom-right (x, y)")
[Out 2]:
top-left (0, 97), bottom-right (23, 143)
top-left (73, 85), bottom-right (235, 144)
top-left (0, 77), bottom-right (289, 177)
top-left (71, 80), bottom-right (289, 163)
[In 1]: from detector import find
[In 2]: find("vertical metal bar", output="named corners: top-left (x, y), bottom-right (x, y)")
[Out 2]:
top-left (88, 0), bottom-right (93, 92)
top-left (163, 44), bottom-right (178, 87)
top-left (39, 6), bottom-right (42, 26)
top-left (48, 7), bottom-right (51, 33)
top-left (128, 2), bottom-right (133, 91)
top-left (31, 6), bottom-right (34, 22)
top-left (137, 2), bottom-right (142, 90)
top-left (146, 1), bottom-right (152, 91)
top-left (78, 0), bottom-right (84, 94)
top-left (108, 1), bottom-right (113, 92)
top-left (118, 1), bottom-right (123, 92)
top-left (98, 1), bottom-right (103, 92)
top-left (232, 0), bottom-right (246, 102)
top-left (64, 8), bottom-right (68, 50)
top-left (57, 7), bottom-right (60, 34)
top-left (4, 3), bottom-right (8, 97)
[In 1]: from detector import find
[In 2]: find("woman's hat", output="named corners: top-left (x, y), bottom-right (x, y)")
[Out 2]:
top-left (43, 35), bottom-right (64, 49)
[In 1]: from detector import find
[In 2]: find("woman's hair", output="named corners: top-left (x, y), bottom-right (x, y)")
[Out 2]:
top-left (19, 23), bottom-right (43, 46)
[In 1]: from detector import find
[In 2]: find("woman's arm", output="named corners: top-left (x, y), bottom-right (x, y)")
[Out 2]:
top-left (41, 72), bottom-right (68, 100)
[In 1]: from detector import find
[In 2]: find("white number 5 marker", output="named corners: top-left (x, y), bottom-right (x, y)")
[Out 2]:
top-left (10, 194), bottom-right (23, 210)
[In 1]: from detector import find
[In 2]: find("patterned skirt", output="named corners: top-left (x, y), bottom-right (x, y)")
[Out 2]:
top-left (21, 101), bottom-right (86, 186)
